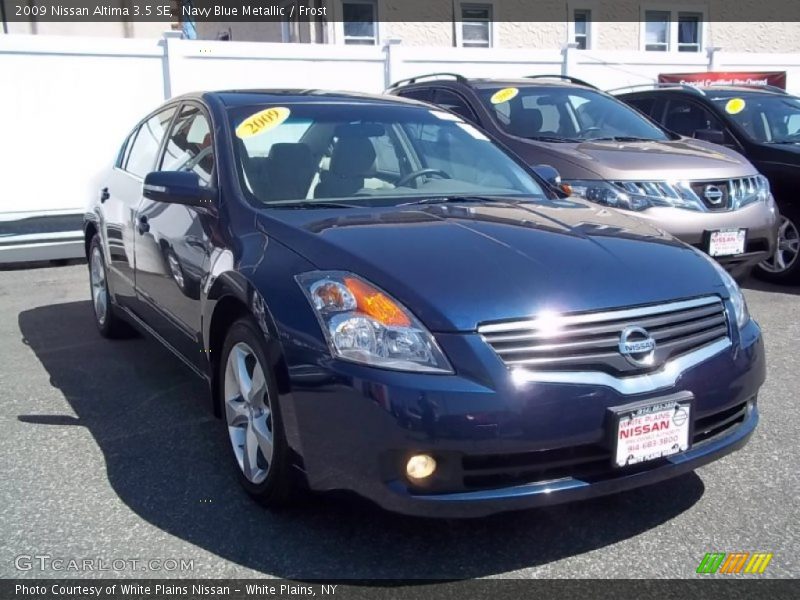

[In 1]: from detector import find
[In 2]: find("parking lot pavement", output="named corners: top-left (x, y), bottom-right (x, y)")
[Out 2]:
top-left (0, 262), bottom-right (797, 580)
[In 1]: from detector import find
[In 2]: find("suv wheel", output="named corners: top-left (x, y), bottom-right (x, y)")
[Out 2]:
top-left (88, 236), bottom-right (135, 338)
top-left (220, 318), bottom-right (299, 507)
top-left (756, 207), bottom-right (800, 284)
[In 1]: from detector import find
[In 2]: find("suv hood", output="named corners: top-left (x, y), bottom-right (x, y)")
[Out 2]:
top-left (506, 137), bottom-right (757, 181)
top-left (258, 199), bottom-right (725, 332)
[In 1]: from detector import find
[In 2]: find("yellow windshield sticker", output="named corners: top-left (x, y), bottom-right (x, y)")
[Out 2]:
top-left (235, 107), bottom-right (291, 139)
top-left (490, 87), bottom-right (519, 105)
top-left (725, 98), bottom-right (746, 115)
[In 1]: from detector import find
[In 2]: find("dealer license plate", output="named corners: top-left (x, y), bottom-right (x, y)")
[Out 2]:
top-left (708, 228), bottom-right (746, 257)
top-left (611, 397), bottom-right (691, 468)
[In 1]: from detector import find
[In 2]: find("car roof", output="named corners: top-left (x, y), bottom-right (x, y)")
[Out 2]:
top-left (195, 89), bottom-right (425, 108)
top-left (391, 75), bottom-right (596, 91)
top-left (620, 85), bottom-right (788, 98)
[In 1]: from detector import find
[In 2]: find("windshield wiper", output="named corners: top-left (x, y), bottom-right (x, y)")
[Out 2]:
top-left (399, 195), bottom-right (525, 206)
top-left (525, 136), bottom-right (583, 143)
top-left (588, 136), bottom-right (660, 142)
top-left (267, 201), bottom-right (360, 209)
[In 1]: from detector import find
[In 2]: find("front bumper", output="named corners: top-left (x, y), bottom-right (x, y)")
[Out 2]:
top-left (620, 198), bottom-right (779, 277)
top-left (282, 319), bottom-right (765, 518)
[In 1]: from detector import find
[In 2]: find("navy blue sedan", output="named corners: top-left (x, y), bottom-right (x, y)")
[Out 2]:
top-left (84, 90), bottom-right (764, 517)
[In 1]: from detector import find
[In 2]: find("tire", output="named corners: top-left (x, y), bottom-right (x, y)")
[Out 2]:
top-left (88, 235), bottom-right (135, 339)
top-left (755, 206), bottom-right (800, 285)
top-left (219, 317), bottom-right (299, 508)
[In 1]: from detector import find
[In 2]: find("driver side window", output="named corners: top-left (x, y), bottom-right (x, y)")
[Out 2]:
top-left (664, 99), bottom-right (722, 137)
top-left (159, 105), bottom-right (214, 187)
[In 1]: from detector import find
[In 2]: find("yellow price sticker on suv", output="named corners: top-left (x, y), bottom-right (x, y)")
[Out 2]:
top-left (236, 107), bottom-right (291, 139)
top-left (490, 87), bottom-right (519, 104)
top-left (725, 98), bottom-right (746, 115)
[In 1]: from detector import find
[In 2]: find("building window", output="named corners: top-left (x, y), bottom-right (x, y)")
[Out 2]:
top-left (645, 10), bottom-right (670, 52)
top-left (573, 9), bottom-right (591, 49)
top-left (644, 8), bottom-right (703, 52)
top-left (677, 12), bottom-right (702, 52)
top-left (460, 4), bottom-right (493, 48)
top-left (342, 0), bottom-right (378, 45)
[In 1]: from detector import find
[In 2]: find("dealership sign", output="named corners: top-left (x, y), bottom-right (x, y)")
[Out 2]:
top-left (658, 71), bottom-right (787, 89)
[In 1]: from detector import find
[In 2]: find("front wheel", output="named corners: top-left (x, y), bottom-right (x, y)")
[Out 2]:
top-left (755, 207), bottom-right (800, 285)
top-left (220, 318), bottom-right (299, 508)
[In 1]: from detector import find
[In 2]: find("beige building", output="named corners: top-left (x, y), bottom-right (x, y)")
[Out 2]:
top-left (193, 0), bottom-right (800, 54)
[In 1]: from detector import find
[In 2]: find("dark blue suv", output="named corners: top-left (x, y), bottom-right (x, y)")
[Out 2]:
top-left (84, 90), bottom-right (764, 517)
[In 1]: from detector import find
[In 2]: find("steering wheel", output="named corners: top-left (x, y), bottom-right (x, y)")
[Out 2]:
top-left (395, 168), bottom-right (451, 188)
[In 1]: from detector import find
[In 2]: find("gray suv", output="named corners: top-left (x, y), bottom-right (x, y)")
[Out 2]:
top-left (388, 74), bottom-right (779, 279)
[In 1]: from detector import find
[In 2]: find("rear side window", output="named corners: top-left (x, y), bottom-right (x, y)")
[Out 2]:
top-left (433, 89), bottom-right (478, 122)
top-left (625, 96), bottom-right (657, 117)
top-left (159, 105), bottom-right (214, 186)
top-left (395, 88), bottom-right (433, 103)
top-left (124, 107), bottom-right (177, 179)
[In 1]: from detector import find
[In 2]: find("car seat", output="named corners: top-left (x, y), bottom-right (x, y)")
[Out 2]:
top-left (314, 136), bottom-right (376, 198)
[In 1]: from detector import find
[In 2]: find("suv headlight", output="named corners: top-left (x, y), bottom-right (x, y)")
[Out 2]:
top-left (565, 179), bottom-right (705, 212)
top-left (694, 250), bottom-right (750, 329)
top-left (734, 174), bottom-right (771, 209)
top-left (296, 271), bottom-right (452, 373)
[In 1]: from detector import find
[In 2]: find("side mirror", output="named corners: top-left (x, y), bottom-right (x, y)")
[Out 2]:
top-left (532, 164), bottom-right (569, 198)
top-left (143, 171), bottom-right (216, 208)
top-left (693, 128), bottom-right (727, 145)
top-left (533, 163), bottom-right (562, 188)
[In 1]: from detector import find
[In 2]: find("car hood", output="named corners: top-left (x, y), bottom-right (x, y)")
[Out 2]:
top-left (257, 199), bottom-right (725, 332)
top-left (506, 137), bottom-right (756, 181)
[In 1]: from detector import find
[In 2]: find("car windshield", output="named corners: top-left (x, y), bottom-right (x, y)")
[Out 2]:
top-left (477, 85), bottom-right (670, 142)
top-left (228, 103), bottom-right (546, 206)
top-left (708, 92), bottom-right (800, 144)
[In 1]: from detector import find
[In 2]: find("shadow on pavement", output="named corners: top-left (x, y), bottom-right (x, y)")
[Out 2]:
top-left (18, 300), bottom-right (705, 580)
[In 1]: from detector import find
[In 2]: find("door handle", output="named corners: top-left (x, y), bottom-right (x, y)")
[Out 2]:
top-left (137, 215), bottom-right (150, 235)
top-left (100, 187), bottom-right (110, 203)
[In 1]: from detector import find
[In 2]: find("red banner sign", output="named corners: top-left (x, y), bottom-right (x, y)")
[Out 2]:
top-left (658, 71), bottom-right (786, 90)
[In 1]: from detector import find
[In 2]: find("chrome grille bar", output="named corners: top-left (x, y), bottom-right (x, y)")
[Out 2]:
top-left (479, 296), bottom-right (730, 377)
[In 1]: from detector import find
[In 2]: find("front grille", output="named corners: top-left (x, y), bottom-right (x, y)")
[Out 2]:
top-left (610, 176), bottom-right (766, 212)
top-left (459, 399), bottom-right (751, 490)
top-left (479, 296), bottom-right (729, 375)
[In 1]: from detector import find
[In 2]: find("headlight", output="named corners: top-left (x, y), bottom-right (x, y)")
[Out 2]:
top-left (694, 250), bottom-right (750, 329)
top-left (296, 271), bottom-right (452, 373)
top-left (565, 179), bottom-right (705, 212)
top-left (734, 174), bottom-right (771, 209)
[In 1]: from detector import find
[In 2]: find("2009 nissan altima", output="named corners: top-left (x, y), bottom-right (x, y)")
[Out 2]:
top-left (84, 90), bottom-right (764, 517)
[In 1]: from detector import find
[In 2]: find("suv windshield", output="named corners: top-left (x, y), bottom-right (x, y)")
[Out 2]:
top-left (708, 92), bottom-right (800, 144)
top-left (477, 85), bottom-right (670, 142)
top-left (229, 103), bottom-right (545, 206)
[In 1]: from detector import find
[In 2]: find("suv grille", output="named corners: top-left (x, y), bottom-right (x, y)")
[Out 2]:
top-left (478, 296), bottom-right (729, 375)
top-left (611, 176), bottom-right (765, 212)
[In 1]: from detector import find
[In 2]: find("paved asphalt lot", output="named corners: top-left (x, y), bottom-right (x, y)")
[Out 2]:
top-left (0, 262), bottom-right (797, 580)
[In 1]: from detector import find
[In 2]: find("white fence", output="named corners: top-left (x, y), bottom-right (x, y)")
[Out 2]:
top-left (2, 31), bottom-right (800, 260)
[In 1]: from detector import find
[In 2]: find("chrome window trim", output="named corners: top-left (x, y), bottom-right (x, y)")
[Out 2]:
top-left (478, 295), bottom-right (721, 335)
top-left (509, 337), bottom-right (731, 395)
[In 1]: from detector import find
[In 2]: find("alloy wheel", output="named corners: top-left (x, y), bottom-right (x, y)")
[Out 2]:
top-left (90, 246), bottom-right (108, 325)
top-left (223, 342), bottom-right (274, 484)
top-left (760, 215), bottom-right (800, 274)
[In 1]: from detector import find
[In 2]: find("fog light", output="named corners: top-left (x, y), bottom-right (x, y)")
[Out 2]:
top-left (406, 454), bottom-right (437, 480)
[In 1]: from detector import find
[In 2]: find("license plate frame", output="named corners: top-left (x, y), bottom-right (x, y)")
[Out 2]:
top-left (707, 228), bottom-right (747, 257)
top-left (608, 391), bottom-right (693, 468)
